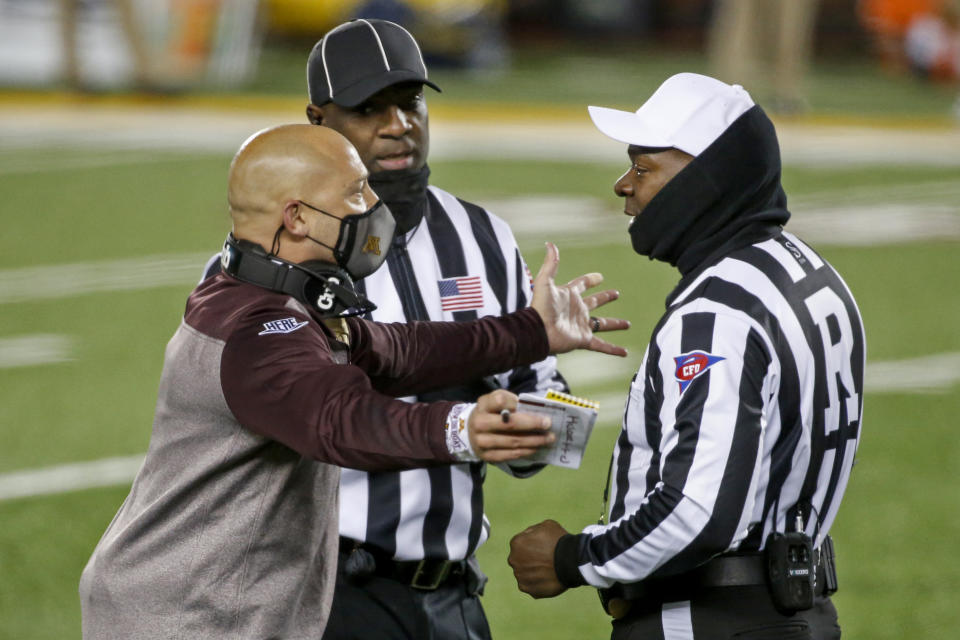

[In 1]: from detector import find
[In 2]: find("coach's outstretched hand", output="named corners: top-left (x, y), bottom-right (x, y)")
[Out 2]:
top-left (531, 242), bottom-right (630, 357)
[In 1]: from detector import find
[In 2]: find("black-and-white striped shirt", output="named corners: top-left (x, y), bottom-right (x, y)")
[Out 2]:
top-left (564, 230), bottom-right (864, 586)
top-left (206, 185), bottom-right (566, 561)
top-left (343, 186), bottom-right (565, 561)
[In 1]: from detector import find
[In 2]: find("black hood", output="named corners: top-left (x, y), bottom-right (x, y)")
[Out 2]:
top-left (629, 105), bottom-right (790, 277)
top-left (368, 164), bottom-right (430, 235)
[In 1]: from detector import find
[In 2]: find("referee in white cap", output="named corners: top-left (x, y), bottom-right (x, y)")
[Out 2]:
top-left (508, 73), bottom-right (864, 640)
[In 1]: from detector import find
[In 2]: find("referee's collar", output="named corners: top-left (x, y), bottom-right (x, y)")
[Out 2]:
top-left (664, 223), bottom-right (784, 309)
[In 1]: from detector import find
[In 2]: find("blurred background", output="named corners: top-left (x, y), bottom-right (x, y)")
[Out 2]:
top-left (1, 1), bottom-right (958, 638)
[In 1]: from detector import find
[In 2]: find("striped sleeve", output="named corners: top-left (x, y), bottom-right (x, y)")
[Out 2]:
top-left (557, 302), bottom-right (774, 587)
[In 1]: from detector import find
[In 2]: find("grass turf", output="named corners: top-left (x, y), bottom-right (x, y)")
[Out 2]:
top-left (0, 144), bottom-right (958, 637)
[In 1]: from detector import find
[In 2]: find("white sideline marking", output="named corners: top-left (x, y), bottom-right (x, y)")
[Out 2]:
top-left (0, 334), bottom-right (73, 368)
top-left (478, 194), bottom-right (960, 248)
top-left (1, 192), bottom-right (954, 306)
top-left (0, 455), bottom-right (144, 501)
top-left (1, 352), bottom-right (954, 502)
top-left (794, 179), bottom-right (960, 208)
top-left (2, 104), bottom-right (960, 167)
top-left (0, 252), bottom-right (211, 304)
top-left (0, 151), bottom-right (196, 176)
top-left (557, 351), bottom-right (639, 382)
top-left (788, 204), bottom-right (960, 246)
top-left (865, 351), bottom-right (960, 393)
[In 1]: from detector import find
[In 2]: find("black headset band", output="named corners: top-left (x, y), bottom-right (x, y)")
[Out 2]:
top-left (220, 234), bottom-right (376, 318)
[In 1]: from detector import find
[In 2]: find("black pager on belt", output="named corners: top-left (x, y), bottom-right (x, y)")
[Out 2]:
top-left (765, 528), bottom-right (815, 614)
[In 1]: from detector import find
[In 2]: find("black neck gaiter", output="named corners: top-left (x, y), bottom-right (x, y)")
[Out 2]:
top-left (628, 106), bottom-right (790, 279)
top-left (368, 164), bottom-right (431, 235)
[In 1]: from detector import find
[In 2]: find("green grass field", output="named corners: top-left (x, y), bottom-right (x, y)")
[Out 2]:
top-left (2, 46), bottom-right (960, 640)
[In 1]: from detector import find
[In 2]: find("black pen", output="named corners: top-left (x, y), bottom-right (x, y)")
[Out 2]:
top-left (500, 408), bottom-right (510, 423)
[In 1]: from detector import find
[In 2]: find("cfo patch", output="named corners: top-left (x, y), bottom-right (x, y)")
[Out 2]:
top-left (673, 351), bottom-right (725, 393)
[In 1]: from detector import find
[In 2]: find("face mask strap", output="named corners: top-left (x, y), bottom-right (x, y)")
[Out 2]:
top-left (287, 200), bottom-right (342, 263)
top-left (298, 199), bottom-right (383, 225)
top-left (298, 199), bottom-right (384, 267)
top-left (271, 196), bottom-right (340, 256)
top-left (297, 200), bottom-right (341, 221)
top-left (270, 225), bottom-right (283, 256)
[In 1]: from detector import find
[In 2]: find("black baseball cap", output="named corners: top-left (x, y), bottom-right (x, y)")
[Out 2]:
top-left (307, 19), bottom-right (441, 108)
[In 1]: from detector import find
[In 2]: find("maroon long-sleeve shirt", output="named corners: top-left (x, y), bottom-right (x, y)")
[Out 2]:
top-left (209, 274), bottom-right (550, 469)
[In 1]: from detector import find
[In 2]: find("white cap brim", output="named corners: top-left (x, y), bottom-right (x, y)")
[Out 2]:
top-left (587, 105), bottom-right (672, 149)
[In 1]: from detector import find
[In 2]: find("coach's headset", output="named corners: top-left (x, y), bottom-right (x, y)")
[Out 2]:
top-left (220, 233), bottom-right (377, 318)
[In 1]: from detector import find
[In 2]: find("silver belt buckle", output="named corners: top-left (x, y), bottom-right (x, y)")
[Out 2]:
top-left (410, 559), bottom-right (452, 590)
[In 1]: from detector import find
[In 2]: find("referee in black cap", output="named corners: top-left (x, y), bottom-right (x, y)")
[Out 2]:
top-left (299, 18), bottom-right (569, 640)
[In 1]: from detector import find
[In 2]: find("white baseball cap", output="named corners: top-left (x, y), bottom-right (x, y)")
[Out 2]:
top-left (588, 73), bottom-right (755, 157)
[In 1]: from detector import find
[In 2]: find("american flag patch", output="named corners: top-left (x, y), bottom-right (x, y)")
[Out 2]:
top-left (438, 275), bottom-right (484, 312)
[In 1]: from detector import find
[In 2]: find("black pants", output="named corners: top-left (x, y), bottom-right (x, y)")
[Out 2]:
top-left (322, 552), bottom-right (492, 640)
top-left (610, 586), bottom-right (841, 640)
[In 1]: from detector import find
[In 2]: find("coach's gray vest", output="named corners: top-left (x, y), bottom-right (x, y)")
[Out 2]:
top-left (79, 297), bottom-right (343, 639)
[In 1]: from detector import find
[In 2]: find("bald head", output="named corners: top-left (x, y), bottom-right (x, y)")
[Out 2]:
top-left (227, 124), bottom-right (373, 261)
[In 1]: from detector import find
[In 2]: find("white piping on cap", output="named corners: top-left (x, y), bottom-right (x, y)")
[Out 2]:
top-left (357, 18), bottom-right (390, 71)
top-left (319, 21), bottom-right (353, 100)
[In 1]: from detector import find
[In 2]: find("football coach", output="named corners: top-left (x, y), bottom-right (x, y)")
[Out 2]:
top-left (79, 123), bottom-right (629, 639)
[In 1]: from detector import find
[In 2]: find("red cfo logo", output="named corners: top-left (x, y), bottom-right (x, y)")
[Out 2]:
top-left (673, 351), bottom-right (726, 393)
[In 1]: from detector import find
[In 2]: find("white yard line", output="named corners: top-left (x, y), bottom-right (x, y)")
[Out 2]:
top-left (0, 455), bottom-right (144, 501)
top-left (486, 195), bottom-right (960, 248)
top-left (0, 151), bottom-right (196, 176)
top-left (787, 204), bottom-right (960, 246)
top-left (794, 180), bottom-right (960, 208)
top-left (2, 104), bottom-right (960, 167)
top-left (0, 252), bottom-right (210, 304)
top-left (4, 190), bottom-right (956, 308)
top-left (1, 352), bottom-right (955, 502)
top-left (0, 334), bottom-right (73, 368)
top-left (864, 351), bottom-right (960, 393)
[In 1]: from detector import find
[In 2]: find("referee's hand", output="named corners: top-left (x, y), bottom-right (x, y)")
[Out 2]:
top-left (531, 242), bottom-right (630, 357)
top-left (508, 519), bottom-right (569, 599)
top-left (469, 390), bottom-right (555, 463)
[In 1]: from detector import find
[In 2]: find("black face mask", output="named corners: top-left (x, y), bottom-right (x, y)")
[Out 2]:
top-left (368, 165), bottom-right (430, 235)
top-left (298, 199), bottom-right (396, 280)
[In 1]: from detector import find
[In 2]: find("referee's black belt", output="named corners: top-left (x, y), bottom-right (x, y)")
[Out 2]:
top-left (338, 537), bottom-right (467, 591)
top-left (600, 540), bottom-right (835, 616)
